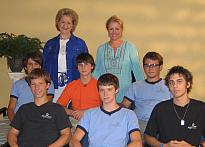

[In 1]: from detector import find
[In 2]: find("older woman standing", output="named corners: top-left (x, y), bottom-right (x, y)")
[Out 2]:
top-left (93, 15), bottom-right (144, 103)
top-left (43, 8), bottom-right (88, 102)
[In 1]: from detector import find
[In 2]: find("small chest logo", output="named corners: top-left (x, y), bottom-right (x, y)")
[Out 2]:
top-left (41, 113), bottom-right (52, 119)
top-left (187, 123), bottom-right (197, 130)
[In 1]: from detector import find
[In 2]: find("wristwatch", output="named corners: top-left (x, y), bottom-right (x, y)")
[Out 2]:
top-left (198, 143), bottom-right (203, 147)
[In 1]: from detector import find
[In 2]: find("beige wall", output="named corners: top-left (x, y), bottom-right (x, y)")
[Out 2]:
top-left (1, 0), bottom-right (205, 107)
top-left (0, 58), bottom-right (12, 108)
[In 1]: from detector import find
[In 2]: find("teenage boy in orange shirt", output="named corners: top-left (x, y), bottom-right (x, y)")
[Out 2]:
top-left (57, 53), bottom-right (101, 122)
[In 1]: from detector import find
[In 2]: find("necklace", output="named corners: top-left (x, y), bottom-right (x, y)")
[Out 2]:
top-left (173, 101), bottom-right (190, 126)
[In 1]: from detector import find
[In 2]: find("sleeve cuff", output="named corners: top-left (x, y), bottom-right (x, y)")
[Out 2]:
top-left (129, 128), bottom-right (140, 135)
top-left (10, 95), bottom-right (18, 99)
top-left (77, 125), bottom-right (88, 135)
top-left (124, 96), bottom-right (134, 103)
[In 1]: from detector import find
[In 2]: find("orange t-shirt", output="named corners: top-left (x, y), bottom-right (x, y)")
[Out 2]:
top-left (57, 78), bottom-right (101, 110)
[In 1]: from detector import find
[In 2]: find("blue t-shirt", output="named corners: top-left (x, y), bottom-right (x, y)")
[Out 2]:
top-left (10, 79), bottom-right (55, 113)
top-left (78, 107), bottom-right (140, 147)
top-left (125, 79), bottom-right (171, 122)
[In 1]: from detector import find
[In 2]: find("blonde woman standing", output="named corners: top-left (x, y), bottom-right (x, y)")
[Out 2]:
top-left (93, 15), bottom-right (144, 103)
top-left (43, 8), bottom-right (88, 102)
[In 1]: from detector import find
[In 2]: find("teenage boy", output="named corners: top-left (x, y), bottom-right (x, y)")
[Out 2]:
top-left (70, 73), bottom-right (143, 147)
top-left (122, 51), bottom-right (171, 133)
top-left (7, 52), bottom-right (54, 121)
top-left (144, 66), bottom-right (205, 147)
top-left (7, 69), bottom-right (71, 147)
top-left (57, 53), bottom-right (101, 121)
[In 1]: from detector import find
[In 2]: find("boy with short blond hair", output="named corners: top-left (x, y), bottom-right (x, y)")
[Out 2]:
top-left (7, 52), bottom-right (54, 121)
top-left (8, 69), bottom-right (71, 147)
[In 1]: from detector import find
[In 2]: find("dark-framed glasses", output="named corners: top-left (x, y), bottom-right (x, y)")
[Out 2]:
top-left (77, 62), bottom-right (90, 67)
top-left (143, 63), bottom-right (160, 68)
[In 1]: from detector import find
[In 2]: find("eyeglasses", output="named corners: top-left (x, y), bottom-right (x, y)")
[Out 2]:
top-left (143, 63), bottom-right (160, 68)
top-left (77, 62), bottom-right (90, 67)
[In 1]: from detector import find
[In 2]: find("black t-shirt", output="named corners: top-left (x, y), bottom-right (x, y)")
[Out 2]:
top-left (145, 99), bottom-right (205, 146)
top-left (11, 102), bottom-right (71, 147)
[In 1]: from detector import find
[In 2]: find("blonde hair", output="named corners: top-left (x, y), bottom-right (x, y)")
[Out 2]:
top-left (27, 69), bottom-right (51, 86)
top-left (55, 8), bottom-right (79, 32)
top-left (105, 15), bottom-right (124, 31)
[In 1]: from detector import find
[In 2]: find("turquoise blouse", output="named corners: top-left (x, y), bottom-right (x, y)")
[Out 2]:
top-left (93, 40), bottom-right (144, 102)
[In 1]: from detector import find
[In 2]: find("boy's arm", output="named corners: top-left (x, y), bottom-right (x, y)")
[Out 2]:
top-left (57, 85), bottom-right (73, 116)
top-left (145, 134), bottom-right (199, 147)
top-left (69, 127), bottom-right (86, 147)
top-left (121, 97), bottom-right (132, 108)
top-left (64, 108), bottom-right (85, 120)
top-left (7, 127), bottom-right (19, 147)
top-left (49, 128), bottom-right (71, 147)
top-left (144, 134), bottom-right (162, 147)
top-left (7, 97), bottom-right (17, 121)
top-left (64, 107), bottom-right (75, 116)
top-left (127, 131), bottom-right (143, 147)
top-left (72, 110), bottom-right (85, 120)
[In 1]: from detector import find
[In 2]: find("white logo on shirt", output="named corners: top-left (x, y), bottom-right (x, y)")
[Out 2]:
top-left (187, 123), bottom-right (197, 130)
top-left (41, 113), bottom-right (52, 119)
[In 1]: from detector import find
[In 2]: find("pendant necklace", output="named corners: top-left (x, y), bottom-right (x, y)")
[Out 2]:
top-left (173, 101), bottom-right (190, 126)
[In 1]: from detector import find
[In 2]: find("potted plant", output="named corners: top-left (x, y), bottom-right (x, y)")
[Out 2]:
top-left (0, 32), bottom-right (43, 72)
